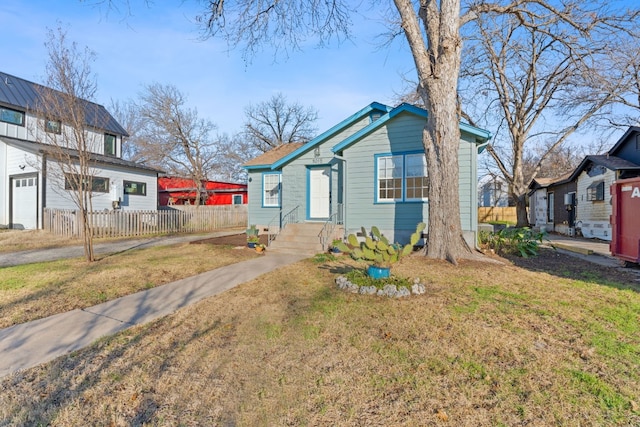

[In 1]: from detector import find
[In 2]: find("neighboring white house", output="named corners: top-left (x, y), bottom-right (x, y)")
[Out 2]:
top-left (0, 71), bottom-right (161, 230)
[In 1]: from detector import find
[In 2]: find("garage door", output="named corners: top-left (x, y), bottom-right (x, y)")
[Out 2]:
top-left (11, 174), bottom-right (38, 229)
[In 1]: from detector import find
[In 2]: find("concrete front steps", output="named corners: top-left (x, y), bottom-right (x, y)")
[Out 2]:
top-left (268, 222), bottom-right (343, 255)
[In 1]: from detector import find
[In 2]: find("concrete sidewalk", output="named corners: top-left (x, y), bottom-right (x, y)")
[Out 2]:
top-left (0, 251), bottom-right (306, 378)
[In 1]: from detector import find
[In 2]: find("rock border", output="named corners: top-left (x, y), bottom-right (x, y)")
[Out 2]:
top-left (335, 276), bottom-right (426, 298)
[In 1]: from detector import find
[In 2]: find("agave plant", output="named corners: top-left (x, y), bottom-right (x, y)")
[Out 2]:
top-left (335, 223), bottom-right (426, 268)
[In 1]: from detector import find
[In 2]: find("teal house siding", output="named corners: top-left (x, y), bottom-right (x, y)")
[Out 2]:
top-left (243, 102), bottom-right (491, 247)
top-left (246, 168), bottom-right (281, 227)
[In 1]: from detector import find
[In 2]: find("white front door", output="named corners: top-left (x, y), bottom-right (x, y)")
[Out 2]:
top-left (11, 174), bottom-right (38, 229)
top-left (309, 166), bottom-right (330, 219)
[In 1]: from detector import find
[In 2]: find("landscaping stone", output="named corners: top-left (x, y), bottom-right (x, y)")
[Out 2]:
top-left (335, 276), bottom-right (426, 298)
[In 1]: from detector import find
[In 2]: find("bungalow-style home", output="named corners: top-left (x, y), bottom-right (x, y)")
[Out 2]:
top-left (528, 173), bottom-right (575, 235)
top-left (0, 71), bottom-right (160, 230)
top-left (243, 102), bottom-right (491, 252)
top-left (566, 127), bottom-right (640, 240)
top-left (158, 176), bottom-right (248, 206)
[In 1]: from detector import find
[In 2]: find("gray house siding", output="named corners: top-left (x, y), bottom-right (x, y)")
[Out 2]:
top-left (246, 168), bottom-right (280, 229)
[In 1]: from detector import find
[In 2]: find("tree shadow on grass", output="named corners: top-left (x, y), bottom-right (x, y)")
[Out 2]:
top-left (504, 248), bottom-right (640, 293)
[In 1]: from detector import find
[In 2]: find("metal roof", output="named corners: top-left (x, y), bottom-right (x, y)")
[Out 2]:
top-left (0, 71), bottom-right (128, 137)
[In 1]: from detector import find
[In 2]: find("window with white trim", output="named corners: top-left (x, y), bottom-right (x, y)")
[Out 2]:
top-left (233, 194), bottom-right (243, 204)
top-left (405, 153), bottom-right (429, 200)
top-left (377, 153), bottom-right (428, 202)
top-left (263, 174), bottom-right (281, 207)
top-left (377, 155), bottom-right (403, 201)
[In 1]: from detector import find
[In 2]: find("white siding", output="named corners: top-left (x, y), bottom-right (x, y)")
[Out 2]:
top-left (576, 170), bottom-right (614, 240)
top-left (531, 189), bottom-right (549, 228)
top-left (45, 159), bottom-right (158, 212)
top-left (0, 141), bottom-right (6, 227)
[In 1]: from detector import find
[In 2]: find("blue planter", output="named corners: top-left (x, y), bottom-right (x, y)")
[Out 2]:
top-left (367, 265), bottom-right (390, 279)
top-left (247, 242), bottom-right (257, 248)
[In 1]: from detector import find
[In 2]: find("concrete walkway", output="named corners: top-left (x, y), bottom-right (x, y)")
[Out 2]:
top-left (544, 233), bottom-right (618, 267)
top-left (0, 250), bottom-right (306, 378)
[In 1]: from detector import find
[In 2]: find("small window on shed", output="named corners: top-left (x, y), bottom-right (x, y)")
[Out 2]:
top-left (586, 180), bottom-right (605, 201)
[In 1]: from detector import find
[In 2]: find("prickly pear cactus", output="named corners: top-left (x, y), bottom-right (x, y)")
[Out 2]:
top-left (334, 222), bottom-right (426, 267)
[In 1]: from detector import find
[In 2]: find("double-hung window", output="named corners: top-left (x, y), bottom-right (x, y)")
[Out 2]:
top-left (405, 153), bottom-right (429, 201)
top-left (377, 155), bottom-right (403, 201)
top-left (377, 152), bottom-right (428, 203)
top-left (263, 173), bottom-right (281, 207)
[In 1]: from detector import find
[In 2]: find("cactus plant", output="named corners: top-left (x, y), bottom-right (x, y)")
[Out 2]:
top-left (335, 223), bottom-right (426, 269)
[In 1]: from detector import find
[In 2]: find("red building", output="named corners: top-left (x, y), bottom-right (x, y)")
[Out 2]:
top-left (158, 176), bottom-right (248, 206)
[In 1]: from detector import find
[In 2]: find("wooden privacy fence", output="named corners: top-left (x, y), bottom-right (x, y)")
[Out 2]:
top-left (44, 205), bottom-right (248, 238)
top-left (478, 206), bottom-right (518, 224)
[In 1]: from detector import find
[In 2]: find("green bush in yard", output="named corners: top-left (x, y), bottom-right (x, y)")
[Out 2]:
top-left (479, 227), bottom-right (546, 257)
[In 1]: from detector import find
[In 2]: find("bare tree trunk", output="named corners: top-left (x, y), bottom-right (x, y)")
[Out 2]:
top-left (394, 0), bottom-right (473, 263)
top-left (422, 77), bottom-right (470, 263)
top-left (515, 194), bottom-right (529, 227)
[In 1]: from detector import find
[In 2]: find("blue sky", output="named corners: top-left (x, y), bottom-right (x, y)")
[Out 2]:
top-left (1, 1), bottom-right (415, 136)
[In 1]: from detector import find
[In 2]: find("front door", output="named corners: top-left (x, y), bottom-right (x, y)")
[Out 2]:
top-left (11, 174), bottom-right (38, 229)
top-left (309, 166), bottom-right (330, 219)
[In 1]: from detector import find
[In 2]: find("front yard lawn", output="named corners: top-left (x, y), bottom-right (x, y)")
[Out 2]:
top-left (1, 249), bottom-right (639, 426)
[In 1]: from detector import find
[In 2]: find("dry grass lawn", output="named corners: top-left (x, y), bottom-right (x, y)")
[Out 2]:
top-left (1, 250), bottom-right (639, 426)
top-left (0, 229), bottom-right (82, 253)
top-left (0, 239), bottom-right (258, 328)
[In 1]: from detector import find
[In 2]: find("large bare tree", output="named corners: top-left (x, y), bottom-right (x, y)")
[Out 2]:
top-left (136, 83), bottom-right (221, 204)
top-left (37, 27), bottom-right (104, 262)
top-left (243, 92), bottom-right (318, 153)
top-left (459, 3), bottom-right (638, 226)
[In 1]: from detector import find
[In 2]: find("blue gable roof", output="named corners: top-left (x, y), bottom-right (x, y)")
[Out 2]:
top-left (269, 102), bottom-right (392, 170)
top-left (331, 103), bottom-right (491, 154)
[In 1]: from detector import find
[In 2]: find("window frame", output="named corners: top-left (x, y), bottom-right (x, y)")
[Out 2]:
top-left (376, 154), bottom-right (404, 203)
top-left (586, 180), bottom-right (605, 202)
top-left (104, 133), bottom-right (117, 156)
top-left (262, 173), bottom-right (281, 208)
top-left (123, 180), bottom-right (147, 196)
top-left (64, 174), bottom-right (110, 193)
top-left (45, 119), bottom-right (61, 134)
top-left (233, 194), bottom-right (243, 205)
top-left (0, 106), bottom-right (25, 126)
top-left (404, 153), bottom-right (429, 202)
top-left (375, 151), bottom-right (429, 204)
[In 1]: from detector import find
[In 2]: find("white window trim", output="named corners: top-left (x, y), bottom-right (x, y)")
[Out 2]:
top-left (376, 152), bottom-right (428, 203)
top-left (404, 153), bottom-right (429, 202)
top-left (263, 173), bottom-right (281, 207)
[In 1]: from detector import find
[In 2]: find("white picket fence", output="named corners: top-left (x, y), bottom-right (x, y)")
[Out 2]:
top-left (44, 205), bottom-right (248, 238)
